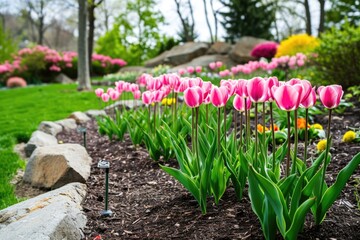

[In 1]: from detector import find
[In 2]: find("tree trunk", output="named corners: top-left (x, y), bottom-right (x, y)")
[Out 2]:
top-left (78, 0), bottom-right (91, 91)
top-left (210, 0), bottom-right (218, 42)
top-left (318, 0), bottom-right (325, 35)
top-left (202, 0), bottom-right (214, 43)
top-left (88, 2), bottom-right (95, 75)
top-left (304, 0), bottom-right (312, 35)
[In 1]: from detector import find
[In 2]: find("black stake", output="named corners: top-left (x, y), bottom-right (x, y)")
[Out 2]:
top-left (98, 160), bottom-right (113, 217)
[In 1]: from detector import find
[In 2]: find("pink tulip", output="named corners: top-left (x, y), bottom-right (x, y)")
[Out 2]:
top-left (271, 84), bottom-right (303, 111)
top-left (142, 91), bottom-right (153, 105)
top-left (187, 66), bottom-right (195, 74)
top-left (109, 90), bottom-right (120, 101)
top-left (216, 61), bottom-right (223, 68)
top-left (234, 79), bottom-right (248, 97)
top-left (195, 66), bottom-right (202, 73)
top-left (210, 86), bottom-right (229, 108)
top-left (95, 88), bottom-right (104, 97)
top-left (220, 80), bottom-right (237, 96)
top-left (201, 81), bottom-right (213, 99)
top-left (209, 62), bottom-right (216, 70)
top-left (266, 77), bottom-right (279, 101)
top-left (106, 87), bottom-right (114, 94)
top-left (247, 77), bottom-right (269, 102)
top-left (188, 77), bottom-right (203, 87)
top-left (101, 93), bottom-right (110, 102)
top-left (147, 77), bottom-right (162, 91)
top-left (168, 74), bottom-right (180, 89)
top-left (133, 90), bottom-right (141, 100)
top-left (233, 95), bottom-right (252, 111)
top-left (288, 79), bottom-right (312, 103)
top-left (317, 85), bottom-right (343, 109)
top-left (184, 86), bottom-right (204, 108)
top-left (153, 90), bottom-right (165, 102)
top-left (301, 87), bottom-right (317, 108)
top-left (178, 68), bottom-right (186, 75)
top-left (130, 83), bottom-right (139, 92)
top-left (160, 74), bottom-right (169, 85)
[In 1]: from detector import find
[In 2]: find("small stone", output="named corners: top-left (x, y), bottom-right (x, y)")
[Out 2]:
top-left (68, 111), bottom-right (91, 124)
top-left (175, 223), bottom-right (180, 227)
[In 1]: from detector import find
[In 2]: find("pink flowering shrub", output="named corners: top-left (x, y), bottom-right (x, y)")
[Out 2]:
top-left (6, 77), bottom-right (27, 88)
top-left (251, 42), bottom-right (278, 59)
top-left (0, 45), bottom-right (127, 84)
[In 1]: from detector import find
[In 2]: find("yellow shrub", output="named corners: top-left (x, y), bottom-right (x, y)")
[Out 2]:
top-left (275, 34), bottom-right (319, 57)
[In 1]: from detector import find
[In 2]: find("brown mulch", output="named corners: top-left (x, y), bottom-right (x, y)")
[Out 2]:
top-left (33, 108), bottom-right (360, 239)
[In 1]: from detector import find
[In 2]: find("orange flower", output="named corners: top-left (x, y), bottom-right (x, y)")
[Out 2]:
top-left (257, 124), bottom-right (269, 133)
top-left (297, 118), bottom-right (310, 129)
top-left (269, 123), bottom-right (279, 131)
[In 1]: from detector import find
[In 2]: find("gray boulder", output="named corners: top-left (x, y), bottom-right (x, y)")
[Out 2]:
top-left (23, 144), bottom-right (92, 189)
top-left (145, 42), bottom-right (209, 67)
top-left (68, 111), bottom-right (91, 124)
top-left (207, 41), bottom-right (232, 55)
top-left (0, 183), bottom-right (87, 240)
top-left (25, 130), bottom-right (58, 157)
top-left (38, 121), bottom-right (63, 136)
top-left (171, 55), bottom-right (236, 72)
top-left (229, 36), bottom-right (267, 63)
top-left (118, 66), bottom-right (151, 73)
top-left (55, 118), bottom-right (77, 132)
top-left (54, 73), bottom-right (73, 84)
top-left (85, 109), bottom-right (107, 118)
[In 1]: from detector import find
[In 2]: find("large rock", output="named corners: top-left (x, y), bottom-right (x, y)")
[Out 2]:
top-left (145, 42), bottom-right (209, 67)
top-left (207, 41), bottom-right (232, 55)
top-left (229, 36), bottom-right (267, 63)
top-left (38, 121), bottom-right (63, 136)
top-left (118, 66), bottom-right (151, 73)
top-left (171, 55), bottom-right (236, 72)
top-left (106, 100), bottom-right (143, 110)
top-left (0, 183), bottom-right (87, 240)
top-left (85, 109), bottom-right (107, 118)
top-left (55, 118), bottom-right (77, 132)
top-left (68, 111), bottom-right (91, 124)
top-left (54, 73), bottom-right (73, 84)
top-left (24, 131), bottom-right (58, 157)
top-left (23, 144), bottom-right (92, 189)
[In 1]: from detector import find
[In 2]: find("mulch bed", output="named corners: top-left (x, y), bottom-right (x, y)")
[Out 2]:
top-left (54, 108), bottom-right (360, 239)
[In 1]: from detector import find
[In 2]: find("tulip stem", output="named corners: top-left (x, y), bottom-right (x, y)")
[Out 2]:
top-left (224, 106), bottom-right (227, 150)
top-left (255, 103), bottom-right (258, 168)
top-left (304, 108), bottom-right (309, 165)
top-left (244, 98), bottom-right (249, 151)
top-left (195, 107), bottom-right (200, 174)
top-left (234, 108), bottom-right (237, 144)
top-left (292, 109), bottom-right (298, 175)
top-left (148, 105), bottom-right (151, 135)
top-left (174, 93), bottom-right (178, 131)
top-left (286, 111), bottom-right (291, 177)
top-left (262, 102), bottom-right (266, 150)
top-left (206, 104), bottom-right (209, 136)
top-left (239, 111), bottom-right (243, 154)
top-left (319, 109), bottom-right (332, 210)
top-left (270, 102), bottom-right (276, 172)
top-left (192, 108), bottom-right (195, 153)
top-left (153, 103), bottom-right (157, 135)
top-left (217, 107), bottom-right (221, 157)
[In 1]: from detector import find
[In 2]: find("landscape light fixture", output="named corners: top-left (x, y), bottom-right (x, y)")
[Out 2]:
top-left (77, 126), bottom-right (87, 149)
top-left (97, 159), bottom-right (113, 217)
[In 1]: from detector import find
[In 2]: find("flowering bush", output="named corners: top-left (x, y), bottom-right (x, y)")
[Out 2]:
top-left (6, 77), bottom-right (27, 88)
top-left (251, 41), bottom-right (278, 59)
top-left (275, 34), bottom-right (319, 57)
top-left (0, 45), bottom-right (127, 84)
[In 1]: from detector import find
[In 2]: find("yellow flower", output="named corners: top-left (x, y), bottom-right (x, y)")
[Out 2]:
top-left (342, 130), bottom-right (356, 143)
top-left (316, 139), bottom-right (327, 152)
top-left (161, 98), bottom-right (167, 105)
top-left (167, 98), bottom-right (176, 105)
top-left (311, 123), bottom-right (323, 130)
top-left (276, 34), bottom-right (320, 57)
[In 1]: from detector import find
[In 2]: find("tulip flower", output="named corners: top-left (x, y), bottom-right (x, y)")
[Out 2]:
top-left (142, 91), bottom-right (153, 105)
top-left (101, 93), bottom-right (110, 102)
top-left (133, 90), bottom-right (141, 100)
top-left (95, 88), bottom-right (104, 97)
top-left (184, 86), bottom-right (203, 108)
top-left (233, 95), bottom-right (251, 112)
top-left (247, 77), bottom-right (269, 103)
top-left (210, 86), bottom-right (229, 108)
top-left (109, 90), bottom-right (120, 101)
top-left (317, 85), bottom-right (343, 109)
top-left (271, 84), bottom-right (303, 111)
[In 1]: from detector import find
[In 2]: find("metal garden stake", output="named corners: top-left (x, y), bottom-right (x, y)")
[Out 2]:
top-left (98, 159), bottom-right (113, 217)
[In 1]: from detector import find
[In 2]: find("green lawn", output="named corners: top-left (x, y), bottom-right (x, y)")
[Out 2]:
top-left (0, 84), bottom-right (101, 209)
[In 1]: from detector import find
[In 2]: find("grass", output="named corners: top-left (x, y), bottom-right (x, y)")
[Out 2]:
top-left (0, 83), bottom-right (101, 209)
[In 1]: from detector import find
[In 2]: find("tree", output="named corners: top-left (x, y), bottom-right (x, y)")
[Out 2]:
top-left (88, 0), bottom-right (103, 74)
top-left (174, 0), bottom-right (197, 42)
top-left (0, 24), bottom-right (18, 63)
top-left (202, 0), bottom-right (214, 43)
top-left (219, 0), bottom-right (276, 42)
top-left (318, 0), bottom-right (326, 35)
top-left (326, 0), bottom-right (360, 28)
top-left (96, 0), bottom-right (165, 65)
top-left (77, 0), bottom-right (91, 91)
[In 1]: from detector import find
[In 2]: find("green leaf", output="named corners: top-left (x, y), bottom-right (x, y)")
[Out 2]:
top-left (278, 174), bottom-right (297, 200)
top-left (317, 152), bottom-right (360, 224)
top-left (160, 165), bottom-right (200, 205)
top-left (285, 198), bottom-right (316, 240)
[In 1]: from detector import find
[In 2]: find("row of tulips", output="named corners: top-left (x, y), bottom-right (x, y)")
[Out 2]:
top-left (174, 53), bottom-right (307, 78)
top-left (94, 73), bottom-right (360, 240)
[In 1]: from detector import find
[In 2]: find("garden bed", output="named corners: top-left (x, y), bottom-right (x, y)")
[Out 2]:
top-left (55, 109), bottom-right (360, 240)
